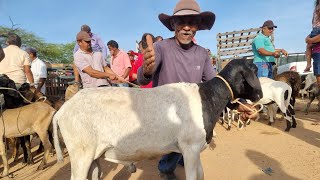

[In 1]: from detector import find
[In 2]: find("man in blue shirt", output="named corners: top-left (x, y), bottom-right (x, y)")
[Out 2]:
top-left (252, 20), bottom-right (288, 78)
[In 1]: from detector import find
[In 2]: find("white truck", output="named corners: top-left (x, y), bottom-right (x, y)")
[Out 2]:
top-left (276, 53), bottom-right (313, 80)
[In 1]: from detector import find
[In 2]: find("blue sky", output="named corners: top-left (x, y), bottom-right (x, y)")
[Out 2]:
top-left (0, 0), bottom-right (314, 54)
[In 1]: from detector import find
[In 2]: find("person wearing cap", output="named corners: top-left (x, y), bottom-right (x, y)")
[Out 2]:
top-left (0, 33), bottom-right (34, 88)
top-left (137, 0), bottom-right (258, 179)
top-left (0, 45), bottom-right (4, 61)
top-left (252, 20), bottom-right (288, 78)
top-left (73, 24), bottom-right (108, 61)
top-left (107, 40), bottom-right (132, 87)
top-left (26, 47), bottom-right (47, 94)
top-left (73, 31), bottom-right (120, 88)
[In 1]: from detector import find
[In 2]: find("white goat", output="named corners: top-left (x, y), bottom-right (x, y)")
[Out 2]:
top-left (258, 77), bottom-right (296, 131)
top-left (53, 59), bottom-right (262, 180)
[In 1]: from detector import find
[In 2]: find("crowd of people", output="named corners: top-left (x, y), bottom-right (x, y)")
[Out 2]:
top-left (0, 0), bottom-right (319, 179)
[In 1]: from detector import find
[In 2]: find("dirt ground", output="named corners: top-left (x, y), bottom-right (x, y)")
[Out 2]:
top-left (1, 98), bottom-right (319, 180)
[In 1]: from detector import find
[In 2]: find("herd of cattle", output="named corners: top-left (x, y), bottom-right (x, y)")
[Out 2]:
top-left (0, 61), bottom-right (319, 179)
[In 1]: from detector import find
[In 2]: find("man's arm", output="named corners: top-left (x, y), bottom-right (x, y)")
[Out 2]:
top-left (24, 65), bottom-right (34, 84)
top-left (275, 49), bottom-right (288, 56)
top-left (72, 64), bottom-right (81, 82)
top-left (306, 34), bottom-right (320, 44)
top-left (36, 78), bottom-right (46, 92)
top-left (0, 45), bottom-right (4, 61)
top-left (83, 65), bottom-right (117, 80)
top-left (122, 67), bottom-right (131, 79)
top-left (137, 34), bottom-right (156, 85)
top-left (258, 48), bottom-right (280, 58)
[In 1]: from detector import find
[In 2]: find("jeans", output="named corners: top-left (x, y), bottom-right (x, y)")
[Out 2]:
top-left (158, 152), bottom-right (184, 173)
top-left (312, 53), bottom-right (320, 76)
top-left (253, 62), bottom-right (274, 78)
top-left (111, 83), bottom-right (129, 87)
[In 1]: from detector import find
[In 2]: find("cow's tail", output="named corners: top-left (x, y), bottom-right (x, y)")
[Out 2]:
top-left (53, 115), bottom-right (64, 162)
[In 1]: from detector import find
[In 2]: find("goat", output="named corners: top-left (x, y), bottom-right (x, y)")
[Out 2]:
top-left (274, 71), bottom-right (301, 131)
top-left (300, 73), bottom-right (316, 99)
top-left (0, 74), bottom-right (56, 177)
top-left (303, 82), bottom-right (320, 114)
top-left (53, 59), bottom-right (262, 180)
top-left (258, 77), bottom-right (296, 131)
top-left (0, 102), bottom-right (56, 177)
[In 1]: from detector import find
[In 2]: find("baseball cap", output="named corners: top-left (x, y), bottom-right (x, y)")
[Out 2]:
top-left (81, 24), bottom-right (91, 33)
top-left (261, 20), bottom-right (277, 28)
top-left (76, 31), bottom-right (92, 41)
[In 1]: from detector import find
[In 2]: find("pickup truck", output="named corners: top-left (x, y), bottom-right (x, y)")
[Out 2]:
top-left (276, 53), bottom-right (313, 79)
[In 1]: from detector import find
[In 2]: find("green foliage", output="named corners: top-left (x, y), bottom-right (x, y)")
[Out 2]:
top-left (0, 26), bottom-right (75, 64)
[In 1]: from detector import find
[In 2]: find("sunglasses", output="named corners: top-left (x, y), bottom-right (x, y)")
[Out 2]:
top-left (83, 40), bottom-right (91, 44)
top-left (267, 27), bottom-right (274, 30)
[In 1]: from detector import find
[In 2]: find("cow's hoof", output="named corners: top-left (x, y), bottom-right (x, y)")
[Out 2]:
top-left (268, 122), bottom-right (272, 126)
top-left (285, 128), bottom-right (290, 132)
top-left (27, 160), bottom-right (34, 165)
top-left (292, 124), bottom-right (297, 128)
top-left (37, 163), bottom-right (46, 170)
top-left (227, 126), bottom-right (231, 131)
top-left (127, 164), bottom-right (136, 173)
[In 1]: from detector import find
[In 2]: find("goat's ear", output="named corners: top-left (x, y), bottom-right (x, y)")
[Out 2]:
top-left (242, 67), bottom-right (260, 90)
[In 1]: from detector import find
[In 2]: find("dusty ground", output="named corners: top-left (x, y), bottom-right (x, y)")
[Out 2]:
top-left (1, 98), bottom-right (319, 180)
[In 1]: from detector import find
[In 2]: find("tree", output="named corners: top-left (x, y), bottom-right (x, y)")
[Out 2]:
top-left (0, 26), bottom-right (74, 64)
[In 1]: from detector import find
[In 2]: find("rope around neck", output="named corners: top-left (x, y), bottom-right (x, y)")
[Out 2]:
top-left (215, 75), bottom-right (263, 116)
top-left (0, 87), bottom-right (46, 104)
top-left (216, 75), bottom-right (234, 100)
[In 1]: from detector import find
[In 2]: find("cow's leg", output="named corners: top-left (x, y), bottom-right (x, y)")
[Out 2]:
top-left (181, 145), bottom-right (202, 180)
top-left (284, 109), bottom-right (293, 132)
top-left (304, 96), bottom-right (315, 114)
top-left (24, 136), bottom-right (34, 164)
top-left (10, 138), bottom-right (19, 161)
top-left (196, 156), bottom-right (204, 180)
top-left (267, 104), bottom-right (274, 125)
top-left (70, 148), bottom-right (95, 180)
top-left (0, 136), bottom-right (9, 177)
top-left (289, 97), bottom-right (297, 128)
top-left (36, 131), bottom-right (52, 170)
top-left (88, 159), bottom-right (102, 180)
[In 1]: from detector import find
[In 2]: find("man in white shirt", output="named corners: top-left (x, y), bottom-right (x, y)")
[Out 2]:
top-left (26, 48), bottom-right (47, 94)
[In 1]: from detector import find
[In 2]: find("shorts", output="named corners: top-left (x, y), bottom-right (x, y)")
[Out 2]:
top-left (312, 53), bottom-right (320, 76)
top-left (310, 27), bottom-right (320, 38)
top-left (253, 62), bottom-right (274, 78)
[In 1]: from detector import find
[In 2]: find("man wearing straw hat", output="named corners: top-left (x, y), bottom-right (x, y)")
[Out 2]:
top-left (138, 0), bottom-right (215, 179)
top-left (137, 0), bottom-right (259, 179)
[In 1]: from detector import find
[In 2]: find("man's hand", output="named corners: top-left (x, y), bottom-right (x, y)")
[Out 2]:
top-left (280, 49), bottom-right (288, 56)
top-left (305, 36), bottom-right (313, 44)
top-left (237, 103), bottom-right (259, 121)
top-left (273, 51), bottom-right (280, 58)
top-left (116, 76), bottom-right (126, 83)
top-left (142, 34), bottom-right (155, 76)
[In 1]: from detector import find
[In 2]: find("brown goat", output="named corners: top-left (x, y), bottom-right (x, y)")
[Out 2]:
top-left (0, 102), bottom-right (56, 177)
